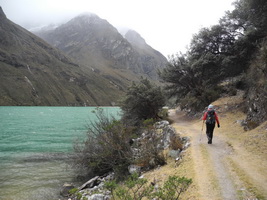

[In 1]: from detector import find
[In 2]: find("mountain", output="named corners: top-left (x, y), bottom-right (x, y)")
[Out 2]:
top-left (34, 13), bottom-right (167, 90)
top-left (124, 29), bottom-right (147, 48)
top-left (0, 7), bottom-right (123, 106)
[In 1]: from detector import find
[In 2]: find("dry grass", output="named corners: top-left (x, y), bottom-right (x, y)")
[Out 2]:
top-left (227, 158), bottom-right (265, 199)
top-left (143, 149), bottom-right (198, 200)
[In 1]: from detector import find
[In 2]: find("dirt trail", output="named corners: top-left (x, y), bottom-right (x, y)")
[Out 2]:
top-left (169, 109), bottom-right (267, 200)
top-left (169, 110), bottom-right (237, 200)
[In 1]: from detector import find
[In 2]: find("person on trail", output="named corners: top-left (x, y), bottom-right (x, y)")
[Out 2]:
top-left (202, 104), bottom-right (220, 144)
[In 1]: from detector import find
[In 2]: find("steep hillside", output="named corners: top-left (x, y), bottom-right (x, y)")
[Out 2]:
top-left (245, 38), bottom-right (267, 128)
top-left (124, 29), bottom-right (167, 72)
top-left (34, 13), bottom-right (167, 90)
top-left (0, 7), bottom-right (122, 106)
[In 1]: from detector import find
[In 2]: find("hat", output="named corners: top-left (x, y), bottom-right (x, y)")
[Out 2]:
top-left (208, 104), bottom-right (214, 109)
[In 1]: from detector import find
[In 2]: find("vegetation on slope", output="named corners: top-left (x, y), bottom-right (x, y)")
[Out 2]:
top-left (73, 79), bottom-right (167, 180)
top-left (159, 0), bottom-right (267, 126)
top-left (0, 7), bottom-right (123, 106)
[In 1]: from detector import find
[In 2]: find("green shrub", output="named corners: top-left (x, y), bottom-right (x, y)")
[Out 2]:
top-left (158, 108), bottom-right (169, 120)
top-left (68, 188), bottom-right (83, 200)
top-left (153, 176), bottom-right (192, 200)
top-left (104, 180), bottom-right (118, 199)
top-left (69, 188), bottom-right (79, 195)
top-left (116, 173), bottom-right (153, 200)
top-left (104, 173), bottom-right (192, 200)
top-left (142, 118), bottom-right (155, 129)
top-left (121, 78), bottom-right (165, 126)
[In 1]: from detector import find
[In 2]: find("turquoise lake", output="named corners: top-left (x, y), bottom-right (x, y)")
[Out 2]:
top-left (0, 106), bottom-right (121, 200)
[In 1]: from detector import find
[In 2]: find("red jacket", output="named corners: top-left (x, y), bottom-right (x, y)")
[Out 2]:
top-left (202, 109), bottom-right (220, 125)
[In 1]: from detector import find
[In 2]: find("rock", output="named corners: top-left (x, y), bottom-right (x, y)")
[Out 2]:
top-left (79, 176), bottom-right (100, 190)
top-left (168, 150), bottom-right (181, 159)
top-left (154, 120), bottom-right (169, 129)
top-left (184, 142), bottom-right (191, 149)
top-left (102, 172), bottom-right (114, 181)
top-left (162, 125), bottom-right (176, 149)
top-left (128, 164), bottom-right (141, 175)
top-left (60, 183), bottom-right (74, 197)
top-left (87, 193), bottom-right (110, 200)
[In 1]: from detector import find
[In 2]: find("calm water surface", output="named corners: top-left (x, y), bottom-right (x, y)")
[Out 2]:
top-left (0, 106), bottom-right (120, 200)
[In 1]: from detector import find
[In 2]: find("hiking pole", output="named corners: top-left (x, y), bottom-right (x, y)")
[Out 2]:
top-left (199, 121), bottom-right (204, 142)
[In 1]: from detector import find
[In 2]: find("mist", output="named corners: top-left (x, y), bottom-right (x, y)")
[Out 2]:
top-left (1, 0), bottom-right (83, 29)
top-left (0, 0), bottom-right (235, 57)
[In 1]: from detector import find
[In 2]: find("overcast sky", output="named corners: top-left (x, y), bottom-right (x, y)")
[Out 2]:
top-left (1, 0), bottom-right (235, 57)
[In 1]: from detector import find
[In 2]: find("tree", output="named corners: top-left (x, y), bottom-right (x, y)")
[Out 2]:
top-left (159, 53), bottom-right (222, 112)
top-left (218, 0), bottom-right (267, 77)
top-left (159, 0), bottom-right (267, 113)
top-left (121, 78), bottom-right (165, 125)
top-left (190, 25), bottom-right (236, 58)
top-left (228, 0), bottom-right (267, 38)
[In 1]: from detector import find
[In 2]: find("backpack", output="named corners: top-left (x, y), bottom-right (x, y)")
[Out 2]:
top-left (206, 110), bottom-right (216, 124)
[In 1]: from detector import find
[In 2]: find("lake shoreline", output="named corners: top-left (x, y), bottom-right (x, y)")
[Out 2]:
top-left (0, 106), bottom-right (120, 200)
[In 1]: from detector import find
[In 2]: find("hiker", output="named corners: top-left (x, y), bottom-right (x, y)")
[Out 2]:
top-left (202, 104), bottom-right (220, 144)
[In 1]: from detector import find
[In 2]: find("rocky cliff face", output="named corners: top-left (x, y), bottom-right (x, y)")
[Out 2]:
top-left (245, 38), bottom-right (267, 128)
top-left (246, 87), bottom-right (267, 128)
top-left (0, 7), bottom-right (122, 106)
top-left (34, 13), bottom-right (167, 89)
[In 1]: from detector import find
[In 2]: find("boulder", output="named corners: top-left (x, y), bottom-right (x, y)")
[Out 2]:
top-left (79, 176), bottom-right (100, 190)
top-left (162, 125), bottom-right (176, 149)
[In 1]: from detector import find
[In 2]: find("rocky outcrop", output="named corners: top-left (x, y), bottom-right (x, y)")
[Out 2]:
top-left (63, 120), bottom-right (190, 200)
top-left (246, 87), bottom-right (267, 129)
top-left (63, 173), bottom-right (114, 200)
top-left (0, 6), bottom-right (6, 19)
top-left (245, 38), bottom-right (267, 129)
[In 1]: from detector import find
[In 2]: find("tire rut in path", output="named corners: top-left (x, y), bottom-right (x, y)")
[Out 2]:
top-left (206, 138), bottom-right (238, 200)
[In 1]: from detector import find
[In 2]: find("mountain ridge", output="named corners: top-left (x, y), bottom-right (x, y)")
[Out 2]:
top-left (0, 7), bottom-right (167, 106)
top-left (0, 7), bottom-right (123, 106)
top-left (34, 13), bottom-right (167, 89)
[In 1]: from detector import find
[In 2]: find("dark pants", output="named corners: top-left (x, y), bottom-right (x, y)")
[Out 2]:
top-left (206, 123), bottom-right (215, 144)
